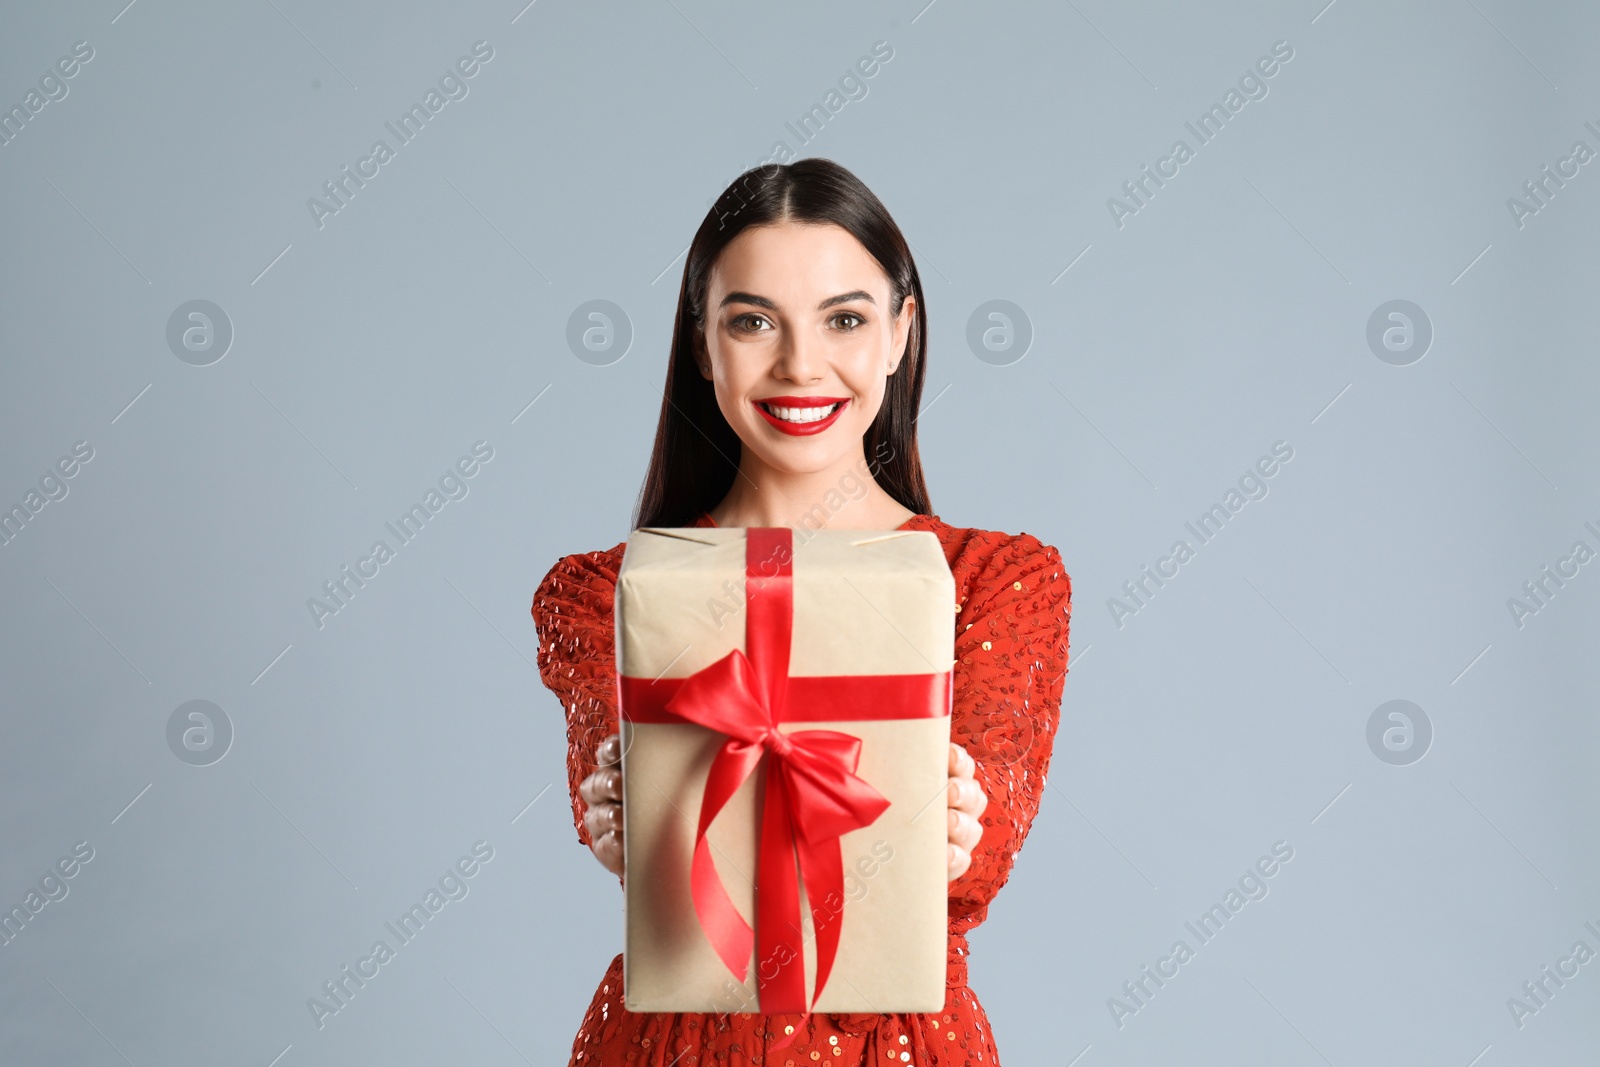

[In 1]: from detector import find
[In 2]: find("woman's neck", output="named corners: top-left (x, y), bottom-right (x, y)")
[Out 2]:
top-left (708, 452), bottom-right (916, 531)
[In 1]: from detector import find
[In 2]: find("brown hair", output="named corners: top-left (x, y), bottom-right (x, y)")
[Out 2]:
top-left (632, 158), bottom-right (932, 529)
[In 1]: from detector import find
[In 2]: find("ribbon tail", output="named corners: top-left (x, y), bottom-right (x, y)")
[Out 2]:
top-left (765, 769), bottom-right (814, 1053)
top-left (760, 831), bottom-right (838, 1053)
top-left (797, 833), bottom-right (846, 1007)
top-left (690, 740), bottom-right (763, 981)
top-left (690, 835), bottom-right (754, 981)
top-left (755, 763), bottom-right (808, 1014)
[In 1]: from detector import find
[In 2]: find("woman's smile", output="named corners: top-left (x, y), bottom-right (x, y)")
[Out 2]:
top-left (753, 395), bottom-right (850, 435)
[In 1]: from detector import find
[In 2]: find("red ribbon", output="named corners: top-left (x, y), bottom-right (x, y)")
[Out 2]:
top-left (616, 527), bottom-right (951, 1037)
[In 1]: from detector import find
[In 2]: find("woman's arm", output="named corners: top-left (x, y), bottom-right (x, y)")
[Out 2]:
top-left (946, 534), bottom-right (1073, 909)
top-left (531, 549), bottom-right (625, 881)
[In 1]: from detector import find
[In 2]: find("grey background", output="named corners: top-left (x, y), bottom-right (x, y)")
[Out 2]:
top-left (1, 0), bottom-right (1596, 1064)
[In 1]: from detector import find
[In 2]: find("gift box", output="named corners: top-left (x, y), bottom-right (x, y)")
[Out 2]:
top-left (614, 525), bottom-right (955, 1015)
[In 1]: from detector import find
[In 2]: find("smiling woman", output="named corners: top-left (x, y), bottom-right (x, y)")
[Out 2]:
top-left (686, 220), bottom-right (919, 523)
top-left (531, 158), bottom-right (1073, 1066)
top-left (637, 161), bottom-right (930, 532)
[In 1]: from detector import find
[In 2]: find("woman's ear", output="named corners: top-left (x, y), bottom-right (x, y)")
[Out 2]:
top-left (889, 295), bottom-right (916, 376)
top-left (694, 330), bottom-right (713, 379)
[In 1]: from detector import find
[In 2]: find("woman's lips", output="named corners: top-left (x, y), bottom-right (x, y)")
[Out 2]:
top-left (753, 396), bottom-right (849, 436)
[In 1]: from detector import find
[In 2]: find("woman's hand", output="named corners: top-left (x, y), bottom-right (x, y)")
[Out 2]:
top-left (579, 733), bottom-right (625, 882)
top-left (947, 741), bottom-right (987, 882)
top-left (582, 733), bottom-right (985, 884)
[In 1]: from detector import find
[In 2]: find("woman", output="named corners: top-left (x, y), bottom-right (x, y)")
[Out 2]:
top-left (532, 158), bottom-right (1072, 1065)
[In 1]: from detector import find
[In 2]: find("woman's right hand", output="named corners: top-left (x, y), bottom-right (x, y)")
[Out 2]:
top-left (579, 733), bottom-right (625, 881)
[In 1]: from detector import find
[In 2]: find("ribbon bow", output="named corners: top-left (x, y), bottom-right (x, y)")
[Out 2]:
top-left (664, 528), bottom-right (892, 1037)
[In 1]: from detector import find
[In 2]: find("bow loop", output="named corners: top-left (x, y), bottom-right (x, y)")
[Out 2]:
top-left (773, 730), bottom-right (891, 845)
top-left (665, 647), bottom-right (768, 741)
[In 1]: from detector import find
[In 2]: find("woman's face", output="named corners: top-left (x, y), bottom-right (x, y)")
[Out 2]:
top-left (696, 220), bottom-right (914, 476)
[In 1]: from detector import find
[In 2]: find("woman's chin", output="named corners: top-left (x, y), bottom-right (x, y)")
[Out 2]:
top-left (734, 410), bottom-right (873, 473)
top-left (748, 440), bottom-right (851, 476)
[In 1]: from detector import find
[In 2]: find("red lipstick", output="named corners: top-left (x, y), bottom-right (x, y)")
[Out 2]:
top-left (753, 395), bottom-right (850, 436)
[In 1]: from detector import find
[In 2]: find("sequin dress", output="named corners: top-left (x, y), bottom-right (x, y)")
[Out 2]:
top-left (530, 511), bottom-right (1072, 1066)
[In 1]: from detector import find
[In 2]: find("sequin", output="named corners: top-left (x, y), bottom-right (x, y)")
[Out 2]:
top-left (532, 512), bottom-right (1073, 1066)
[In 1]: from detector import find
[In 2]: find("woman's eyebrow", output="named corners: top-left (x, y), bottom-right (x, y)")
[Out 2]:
top-left (720, 290), bottom-right (878, 311)
top-left (818, 290), bottom-right (876, 310)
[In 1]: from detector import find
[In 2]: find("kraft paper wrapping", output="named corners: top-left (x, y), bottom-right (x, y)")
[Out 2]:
top-left (615, 526), bottom-right (955, 1013)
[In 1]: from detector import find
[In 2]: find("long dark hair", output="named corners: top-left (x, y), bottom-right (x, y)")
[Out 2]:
top-left (632, 158), bottom-right (932, 530)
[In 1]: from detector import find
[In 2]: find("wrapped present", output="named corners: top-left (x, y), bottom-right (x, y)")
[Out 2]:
top-left (614, 525), bottom-right (954, 1018)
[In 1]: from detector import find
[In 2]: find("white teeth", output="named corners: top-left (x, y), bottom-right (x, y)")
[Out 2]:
top-left (763, 402), bottom-right (841, 424)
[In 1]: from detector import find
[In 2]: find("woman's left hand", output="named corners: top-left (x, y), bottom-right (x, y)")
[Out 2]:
top-left (947, 742), bottom-right (988, 882)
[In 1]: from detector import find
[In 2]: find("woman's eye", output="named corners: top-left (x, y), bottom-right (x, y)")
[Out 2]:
top-left (731, 311), bottom-right (864, 332)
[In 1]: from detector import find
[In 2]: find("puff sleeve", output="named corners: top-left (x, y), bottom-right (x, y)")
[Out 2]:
top-left (946, 533), bottom-right (1072, 927)
top-left (531, 548), bottom-right (624, 854)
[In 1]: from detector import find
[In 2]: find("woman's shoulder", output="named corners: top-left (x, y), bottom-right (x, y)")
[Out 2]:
top-left (915, 514), bottom-right (1071, 611)
top-left (530, 538), bottom-right (629, 629)
top-left (916, 514), bottom-right (1066, 574)
top-left (542, 537), bottom-right (629, 575)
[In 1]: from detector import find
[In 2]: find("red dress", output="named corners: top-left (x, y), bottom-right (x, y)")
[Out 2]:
top-left (531, 511), bottom-right (1072, 1066)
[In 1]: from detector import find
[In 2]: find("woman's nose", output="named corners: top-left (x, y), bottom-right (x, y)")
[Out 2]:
top-left (774, 333), bottom-right (825, 382)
